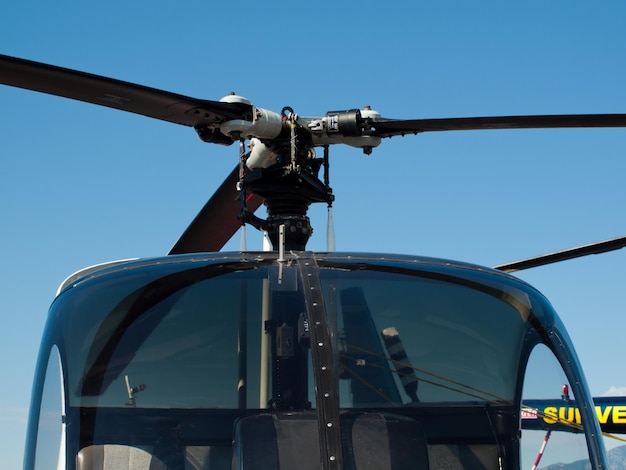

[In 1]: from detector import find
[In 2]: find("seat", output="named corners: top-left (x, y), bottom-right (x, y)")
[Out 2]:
top-left (184, 446), bottom-right (232, 470)
top-left (427, 444), bottom-right (502, 470)
top-left (76, 445), bottom-right (167, 470)
top-left (233, 411), bottom-right (429, 469)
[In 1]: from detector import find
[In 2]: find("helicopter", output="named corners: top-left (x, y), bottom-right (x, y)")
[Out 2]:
top-left (3, 54), bottom-right (626, 470)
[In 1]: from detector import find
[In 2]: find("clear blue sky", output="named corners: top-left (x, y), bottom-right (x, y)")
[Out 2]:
top-left (2, 2), bottom-right (626, 468)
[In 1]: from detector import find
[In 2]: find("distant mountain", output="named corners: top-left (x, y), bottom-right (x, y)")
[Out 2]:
top-left (541, 445), bottom-right (626, 470)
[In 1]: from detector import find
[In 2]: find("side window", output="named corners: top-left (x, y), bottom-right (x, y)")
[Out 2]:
top-left (520, 344), bottom-right (590, 469)
top-left (34, 345), bottom-right (65, 470)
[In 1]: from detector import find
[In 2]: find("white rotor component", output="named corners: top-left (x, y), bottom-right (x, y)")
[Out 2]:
top-left (246, 138), bottom-right (277, 169)
top-left (360, 105), bottom-right (381, 120)
top-left (316, 134), bottom-right (382, 150)
top-left (219, 93), bottom-right (283, 139)
top-left (219, 93), bottom-right (252, 105)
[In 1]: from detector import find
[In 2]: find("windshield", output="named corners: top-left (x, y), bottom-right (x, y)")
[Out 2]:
top-left (320, 265), bottom-right (528, 406)
top-left (53, 255), bottom-right (535, 410)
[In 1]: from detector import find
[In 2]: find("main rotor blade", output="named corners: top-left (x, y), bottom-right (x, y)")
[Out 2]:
top-left (370, 114), bottom-right (626, 138)
top-left (494, 236), bottom-right (626, 273)
top-left (0, 54), bottom-right (251, 127)
top-left (169, 166), bottom-right (264, 254)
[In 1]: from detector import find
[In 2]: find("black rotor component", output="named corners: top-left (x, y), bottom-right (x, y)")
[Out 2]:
top-left (240, 162), bottom-right (333, 251)
top-left (264, 199), bottom-right (313, 252)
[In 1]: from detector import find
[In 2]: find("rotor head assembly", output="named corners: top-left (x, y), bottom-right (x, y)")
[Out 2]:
top-left (2, 53), bottom-right (626, 254)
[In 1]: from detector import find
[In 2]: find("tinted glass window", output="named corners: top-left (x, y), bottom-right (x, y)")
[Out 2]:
top-left (64, 268), bottom-right (268, 408)
top-left (320, 268), bottom-right (528, 406)
top-left (56, 259), bottom-right (532, 411)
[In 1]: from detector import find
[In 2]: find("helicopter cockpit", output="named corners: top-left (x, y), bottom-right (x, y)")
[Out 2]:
top-left (26, 251), bottom-right (603, 469)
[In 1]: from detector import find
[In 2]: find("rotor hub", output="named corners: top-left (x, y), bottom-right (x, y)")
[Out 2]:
top-left (240, 154), bottom-right (332, 252)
